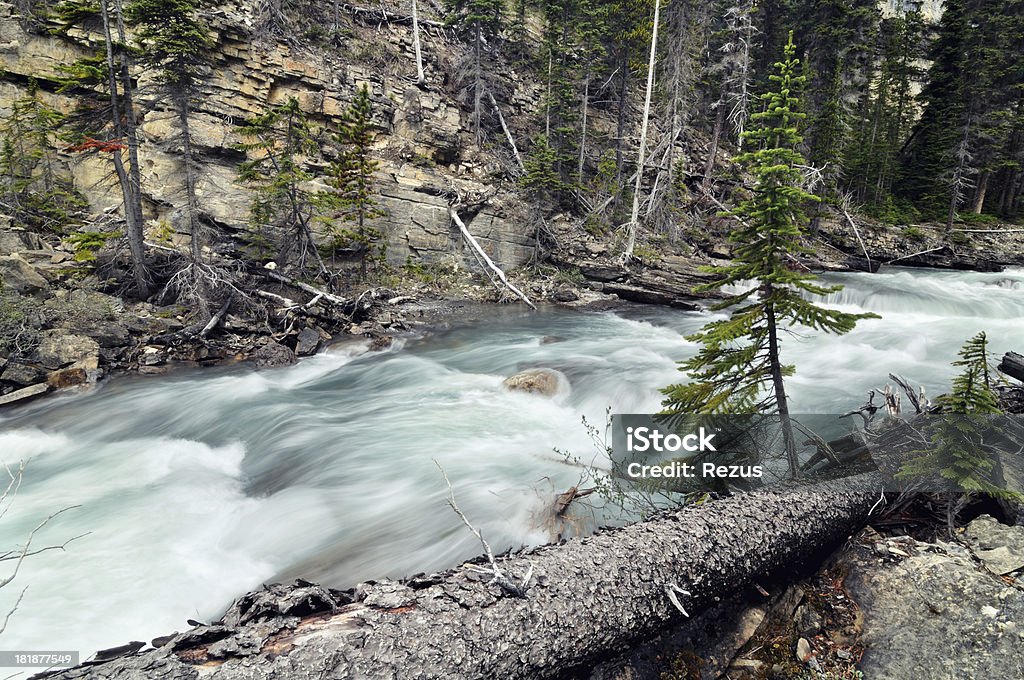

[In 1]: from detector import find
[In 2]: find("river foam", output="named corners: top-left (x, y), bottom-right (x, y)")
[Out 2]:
top-left (0, 266), bottom-right (1021, 659)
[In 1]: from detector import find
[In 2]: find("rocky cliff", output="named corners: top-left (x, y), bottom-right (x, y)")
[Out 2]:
top-left (0, 0), bottom-right (541, 269)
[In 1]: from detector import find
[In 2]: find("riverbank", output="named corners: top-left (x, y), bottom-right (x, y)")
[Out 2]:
top-left (2, 209), bottom-right (1023, 410)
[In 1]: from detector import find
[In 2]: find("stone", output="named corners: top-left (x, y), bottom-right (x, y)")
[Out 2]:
top-left (249, 341), bottom-right (296, 368)
top-left (46, 365), bottom-right (88, 389)
top-left (0, 382), bottom-right (48, 407)
top-left (795, 637), bottom-right (813, 663)
top-left (33, 331), bottom-right (100, 370)
top-left (1, 361), bottom-right (46, 386)
top-left (842, 524), bottom-right (1024, 680)
top-left (552, 285), bottom-right (579, 303)
top-left (794, 603), bottom-right (824, 635)
top-left (961, 514), bottom-right (1024, 575)
top-left (0, 254), bottom-right (49, 296)
top-left (294, 327), bottom-right (321, 356)
top-left (139, 347), bottom-right (167, 366)
top-left (502, 368), bottom-right (566, 397)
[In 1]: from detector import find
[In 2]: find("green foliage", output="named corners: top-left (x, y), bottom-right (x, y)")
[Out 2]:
top-left (663, 34), bottom-right (876, 416)
top-left (902, 225), bottom-right (926, 240)
top-left (898, 332), bottom-right (1016, 498)
top-left (322, 84), bottom-right (386, 278)
top-left (126, 0), bottom-right (212, 91)
top-left (0, 81), bottom-right (86, 233)
top-left (236, 97), bottom-right (323, 268)
top-left (64, 229), bottom-right (121, 262)
top-left (522, 135), bottom-right (564, 200)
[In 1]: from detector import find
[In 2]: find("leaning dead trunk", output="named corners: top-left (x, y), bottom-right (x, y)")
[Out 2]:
top-left (621, 0), bottom-right (661, 263)
top-left (48, 474), bottom-right (879, 680)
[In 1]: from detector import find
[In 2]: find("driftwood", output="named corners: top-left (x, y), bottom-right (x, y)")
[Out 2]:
top-left (449, 205), bottom-right (537, 309)
top-left (1000, 352), bottom-right (1024, 384)
top-left (46, 474), bottom-right (880, 680)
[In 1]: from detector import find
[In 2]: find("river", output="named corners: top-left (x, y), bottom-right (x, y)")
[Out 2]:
top-left (0, 266), bottom-right (1021, 660)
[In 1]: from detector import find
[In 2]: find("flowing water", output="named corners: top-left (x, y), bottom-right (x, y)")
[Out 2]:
top-left (0, 266), bottom-right (1021, 660)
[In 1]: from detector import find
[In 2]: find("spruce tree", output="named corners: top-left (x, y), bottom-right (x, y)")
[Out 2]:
top-left (898, 333), bottom-right (1016, 498)
top-left (662, 34), bottom-right (876, 479)
top-left (0, 80), bottom-right (85, 232)
top-left (236, 98), bottom-right (327, 276)
top-left (53, 0), bottom-right (152, 297)
top-left (127, 0), bottom-right (215, 311)
top-left (324, 85), bottom-right (385, 280)
top-left (445, 0), bottom-right (503, 148)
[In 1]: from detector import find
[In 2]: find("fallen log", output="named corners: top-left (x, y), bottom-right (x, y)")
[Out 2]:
top-left (1000, 352), bottom-right (1024, 384)
top-left (46, 474), bottom-right (880, 680)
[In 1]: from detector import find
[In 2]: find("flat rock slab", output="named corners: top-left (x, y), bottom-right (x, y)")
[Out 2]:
top-left (842, 519), bottom-right (1024, 680)
top-left (962, 514), bottom-right (1024, 575)
top-left (0, 383), bottom-right (49, 407)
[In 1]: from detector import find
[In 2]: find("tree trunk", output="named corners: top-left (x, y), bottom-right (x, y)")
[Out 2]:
top-left (766, 300), bottom-right (800, 479)
top-left (971, 170), bottom-right (989, 214)
top-left (99, 0), bottom-right (149, 299)
top-left (702, 104), bottom-right (725, 195)
top-left (411, 0), bottom-right (425, 85)
top-left (621, 0), bottom-right (660, 263)
top-left (577, 72), bottom-right (589, 187)
top-left (47, 474), bottom-right (881, 680)
top-left (177, 92), bottom-right (210, 317)
top-left (473, 25), bottom-right (482, 148)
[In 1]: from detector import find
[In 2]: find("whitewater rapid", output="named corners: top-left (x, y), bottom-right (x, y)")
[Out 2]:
top-left (0, 266), bottom-right (1020, 661)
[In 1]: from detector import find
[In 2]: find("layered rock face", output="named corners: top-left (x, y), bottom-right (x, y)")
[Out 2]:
top-left (0, 1), bottom-right (539, 269)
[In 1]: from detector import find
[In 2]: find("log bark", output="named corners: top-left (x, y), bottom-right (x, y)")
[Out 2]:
top-left (47, 474), bottom-right (880, 680)
top-left (1000, 352), bottom-right (1024, 384)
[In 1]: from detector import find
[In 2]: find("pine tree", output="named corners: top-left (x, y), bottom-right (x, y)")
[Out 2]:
top-left (236, 98), bottom-right (327, 276)
top-left (445, 0), bottom-right (503, 148)
top-left (898, 333), bottom-right (1020, 515)
top-left (53, 0), bottom-right (152, 297)
top-left (0, 80), bottom-right (85, 232)
top-left (324, 85), bottom-right (385, 280)
top-left (127, 0), bottom-right (215, 311)
top-left (662, 34), bottom-right (876, 479)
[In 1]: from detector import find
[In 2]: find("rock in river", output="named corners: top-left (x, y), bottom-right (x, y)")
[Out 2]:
top-left (502, 368), bottom-right (568, 397)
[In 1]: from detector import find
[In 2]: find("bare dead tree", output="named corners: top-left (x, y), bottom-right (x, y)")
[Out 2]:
top-left (0, 460), bottom-right (88, 636)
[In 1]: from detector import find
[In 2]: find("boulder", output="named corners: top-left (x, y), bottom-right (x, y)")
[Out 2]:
top-left (0, 382), bottom-right (49, 407)
top-left (294, 327), bottom-right (321, 356)
top-left (502, 368), bottom-right (567, 397)
top-left (0, 254), bottom-right (49, 296)
top-left (552, 284), bottom-right (580, 303)
top-left (841, 519), bottom-right (1024, 680)
top-left (33, 330), bottom-right (100, 370)
top-left (46, 365), bottom-right (89, 389)
top-left (1, 361), bottom-right (46, 386)
top-left (249, 341), bottom-right (296, 368)
top-left (961, 514), bottom-right (1024, 575)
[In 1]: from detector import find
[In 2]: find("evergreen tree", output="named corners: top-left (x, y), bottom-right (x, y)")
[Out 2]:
top-left (236, 98), bottom-right (327, 276)
top-left (324, 85), bottom-right (385, 279)
top-left (898, 333), bottom-right (1020, 517)
top-left (0, 80), bottom-right (85, 232)
top-left (662, 34), bottom-right (875, 478)
top-left (53, 0), bottom-right (152, 297)
top-left (127, 0), bottom-right (215, 310)
top-left (445, 0), bottom-right (503, 148)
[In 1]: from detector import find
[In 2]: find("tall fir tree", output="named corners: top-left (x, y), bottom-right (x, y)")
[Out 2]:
top-left (324, 84), bottom-right (385, 280)
top-left (236, 98), bottom-right (327, 276)
top-left (662, 34), bottom-right (876, 478)
top-left (127, 0), bottom-right (215, 311)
